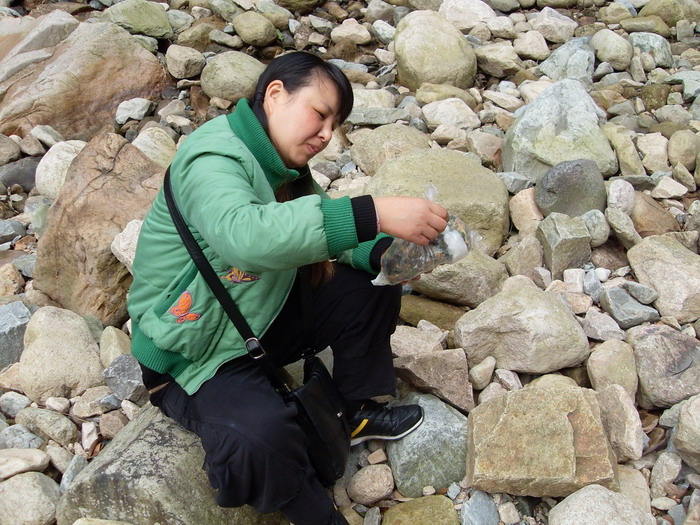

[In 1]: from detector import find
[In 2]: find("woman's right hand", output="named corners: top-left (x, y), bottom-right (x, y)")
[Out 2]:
top-left (374, 196), bottom-right (449, 246)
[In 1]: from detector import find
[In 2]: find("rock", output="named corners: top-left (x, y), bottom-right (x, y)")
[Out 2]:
top-left (422, 98), bottom-right (481, 131)
top-left (394, 348), bottom-right (475, 413)
top-left (394, 10), bottom-right (477, 91)
top-left (599, 287), bottom-right (659, 329)
top-left (0, 157), bottom-right (41, 194)
top-left (411, 250), bottom-right (508, 307)
top-left (416, 83), bottom-right (477, 108)
top-left (399, 295), bottom-right (467, 332)
top-left (164, 44), bottom-right (205, 79)
top-left (0, 448), bottom-right (50, 481)
top-left (538, 37), bottom-right (595, 87)
top-left (99, 326), bottom-right (132, 368)
top-left (0, 134), bottom-right (21, 167)
top-left (19, 306), bottom-right (103, 403)
top-left (350, 124), bottom-right (429, 177)
top-left (459, 490), bottom-right (500, 525)
top-left (131, 127), bottom-right (177, 170)
top-left (0, 471), bottom-right (61, 525)
top-left (587, 340), bottom-right (638, 399)
top-left (365, 149), bottom-right (509, 256)
top-left (605, 207), bottom-right (642, 249)
top-left (638, 0), bottom-right (700, 27)
top-left (535, 159), bottom-right (606, 218)
top-left (14, 407), bottom-right (79, 448)
top-left (531, 7), bottom-right (578, 43)
top-left (498, 234), bottom-right (543, 282)
top-left (590, 29), bottom-right (633, 71)
top-left (200, 51), bottom-right (265, 104)
top-left (0, 391), bottom-right (30, 418)
top-left (597, 384), bottom-right (644, 462)
top-left (32, 132), bottom-right (163, 326)
top-left (386, 393), bottom-right (468, 498)
top-left (0, 301), bottom-right (31, 370)
top-left (502, 80), bottom-right (617, 184)
top-left (629, 192), bottom-right (679, 237)
top-left (514, 31), bottom-right (551, 61)
top-left (102, 354), bottom-right (148, 404)
top-left (454, 277), bottom-right (589, 374)
top-left (664, 71), bottom-right (700, 103)
top-left (536, 212), bottom-right (592, 279)
top-left (627, 32), bottom-right (673, 68)
top-left (627, 324), bottom-right (700, 409)
top-left (466, 385), bottom-right (617, 497)
top-left (56, 405), bottom-right (285, 524)
top-left (650, 451), bottom-right (682, 499)
top-left (0, 263), bottom-right (24, 295)
top-left (347, 464), bottom-right (394, 506)
top-left (167, 9), bottom-right (194, 33)
top-left (232, 11), bottom-right (277, 46)
top-left (111, 219), bottom-right (142, 277)
top-left (438, 0), bottom-right (496, 31)
top-left (637, 132), bottom-right (670, 173)
top-left (548, 484), bottom-right (654, 525)
top-left (651, 176), bottom-right (688, 199)
top-left (469, 356), bottom-right (497, 391)
top-left (620, 15), bottom-right (671, 36)
top-left (383, 495), bottom-right (459, 525)
top-left (60, 454), bottom-right (89, 494)
top-left (627, 236), bottom-right (700, 323)
top-left (474, 42), bottom-right (524, 78)
top-left (603, 124), bottom-right (645, 178)
top-left (509, 188), bottom-right (543, 235)
top-left (103, 0), bottom-right (173, 39)
top-left (668, 130), bottom-right (699, 172)
top-left (673, 393), bottom-right (700, 472)
top-left (34, 140), bottom-right (86, 200)
top-left (346, 107), bottom-right (412, 126)
top-left (607, 179), bottom-right (637, 215)
top-left (114, 98), bottom-right (151, 126)
top-left (0, 424), bottom-right (45, 449)
top-left (580, 210), bottom-right (610, 248)
top-left (617, 464), bottom-right (651, 514)
top-left (330, 18), bottom-right (372, 45)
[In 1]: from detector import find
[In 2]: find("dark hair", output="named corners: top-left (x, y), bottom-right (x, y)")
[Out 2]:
top-left (251, 52), bottom-right (354, 133)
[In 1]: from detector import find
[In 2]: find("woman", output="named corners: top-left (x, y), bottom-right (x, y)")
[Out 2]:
top-left (128, 52), bottom-right (448, 525)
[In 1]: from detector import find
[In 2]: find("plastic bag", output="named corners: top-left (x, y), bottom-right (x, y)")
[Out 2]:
top-left (371, 187), bottom-right (481, 286)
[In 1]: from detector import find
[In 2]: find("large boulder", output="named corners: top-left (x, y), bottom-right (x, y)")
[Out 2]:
top-left (103, 0), bottom-right (174, 39)
top-left (466, 384), bottom-right (618, 497)
top-left (454, 277), bottom-right (590, 374)
top-left (0, 10), bottom-right (78, 63)
top-left (365, 149), bottom-right (509, 256)
top-left (32, 131), bottom-right (163, 327)
top-left (638, 0), bottom-right (700, 26)
top-left (394, 10), bottom-right (477, 91)
top-left (349, 124), bottom-right (430, 177)
top-left (0, 21), bottom-right (166, 141)
top-left (502, 79), bottom-right (617, 184)
top-left (200, 51), bottom-right (265, 104)
top-left (18, 306), bottom-right (104, 403)
top-left (627, 324), bottom-right (700, 409)
top-left (56, 405), bottom-right (286, 525)
top-left (627, 236), bottom-right (700, 323)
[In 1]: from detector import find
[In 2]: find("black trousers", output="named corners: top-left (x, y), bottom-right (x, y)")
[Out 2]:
top-left (141, 264), bottom-right (401, 524)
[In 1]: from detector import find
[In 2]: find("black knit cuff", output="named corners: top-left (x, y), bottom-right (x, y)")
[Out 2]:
top-left (369, 237), bottom-right (393, 272)
top-left (350, 195), bottom-right (378, 243)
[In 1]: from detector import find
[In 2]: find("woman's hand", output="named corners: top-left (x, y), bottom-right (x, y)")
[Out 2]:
top-left (374, 196), bottom-right (449, 246)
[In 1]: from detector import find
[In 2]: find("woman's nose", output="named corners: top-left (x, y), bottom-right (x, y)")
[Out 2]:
top-left (319, 120), bottom-right (333, 142)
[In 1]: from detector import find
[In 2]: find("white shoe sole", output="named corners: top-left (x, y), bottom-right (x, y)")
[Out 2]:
top-left (350, 412), bottom-right (424, 446)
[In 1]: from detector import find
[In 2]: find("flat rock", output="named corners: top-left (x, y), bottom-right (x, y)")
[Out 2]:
top-left (383, 495), bottom-right (459, 525)
top-left (531, 7), bottom-right (578, 43)
top-left (390, 325), bottom-right (444, 358)
top-left (437, 0), bottom-right (496, 32)
top-left (627, 323), bottom-right (700, 409)
top-left (466, 385), bottom-right (618, 497)
top-left (548, 484), bottom-right (654, 525)
top-left (538, 37), bottom-right (595, 87)
top-left (599, 286), bottom-right (659, 329)
top-left (399, 295), bottom-right (467, 332)
top-left (629, 192), bottom-right (680, 237)
top-left (459, 490), bottom-right (500, 525)
top-left (14, 407), bottom-right (79, 448)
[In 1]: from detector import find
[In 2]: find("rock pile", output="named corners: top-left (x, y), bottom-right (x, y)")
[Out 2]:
top-left (1, 0), bottom-right (700, 523)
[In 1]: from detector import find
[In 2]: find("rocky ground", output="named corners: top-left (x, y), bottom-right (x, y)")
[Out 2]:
top-left (0, 0), bottom-right (700, 523)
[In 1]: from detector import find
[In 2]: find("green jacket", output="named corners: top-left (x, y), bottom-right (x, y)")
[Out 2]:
top-left (128, 99), bottom-right (388, 394)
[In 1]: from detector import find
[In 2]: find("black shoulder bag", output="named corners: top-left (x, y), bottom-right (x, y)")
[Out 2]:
top-left (162, 169), bottom-right (350, 486)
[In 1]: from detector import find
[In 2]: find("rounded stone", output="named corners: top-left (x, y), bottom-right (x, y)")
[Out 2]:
top-left (231, 11), bottom-right (277, 46)
top-left (580, 209), bottom-right (610, 248)
top-left (347, 464), bottom-right (394, 505)
top-left (590, 28), bottom-right (634, 71)
top-left (164, 44), bottom-right (205, 79)
top-left (200, 51), bottom-right (265, 103)
top-left (535, 159), bottom-right (607, 218)
top-left (607, 179), bottom-right (636, 215)
top-left (668, 129), bottom-right (699, 172)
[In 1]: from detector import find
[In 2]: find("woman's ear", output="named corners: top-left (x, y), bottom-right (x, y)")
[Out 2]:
top-left (264, 80), bottom-right (286, 103)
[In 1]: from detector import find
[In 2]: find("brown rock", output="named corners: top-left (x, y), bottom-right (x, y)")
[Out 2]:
top-left (590, 239), bottom-right (628, 270)
top-left (99, 410), bottom-right (129, 440)
top-left (33, 131), bottom-right (163, 326)
top-left (629, 191), bottom-right (680, 237)
top-left (0, 263), bottom-right (24, 296)
top-left (0, 22), bottom-right (167, 142)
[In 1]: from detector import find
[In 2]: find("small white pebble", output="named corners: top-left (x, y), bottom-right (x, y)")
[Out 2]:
top-left (422, 486), bottom-right (436, 496)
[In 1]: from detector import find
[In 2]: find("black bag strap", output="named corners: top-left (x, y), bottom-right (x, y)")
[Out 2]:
top-left (162, 168), bottom-right (292, 393)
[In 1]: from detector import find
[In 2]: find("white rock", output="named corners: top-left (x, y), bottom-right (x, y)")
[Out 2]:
top-left (514, 30), bottom-right (551, 61)
top-left (518, 79), bottom-right (554, 104)
top-left (0, 472), bottom-right (61, 525)
top-left (165, 44), bottom-right (205, 79)
top-left (330, 18), bottom-right (372, 44)
top-left (607, 179), bottom-right (636, 215)
top-left (111, 219), bottom-right (142, 275)
top-left (650, 452), bottom-right (682, 499)
top-left (531, 7), bottom-right (577, 44)
top-left (346, 464), bottom-right (394, 505)
top-left (469, 356), bottom-right (497, 390)
top-left (115, 97), bottom-right (152, 125)
top-left (590, 29), bottom-right (633, 71)
top-left (597, 384), bottom-right (644, 462)
top-left (494, 369), bottom-right (522, 391)
top-left (617, 464), bottom-right (651, 514)
top-left (549, 484), bottom-right (655, 525)
top-left (0, 448), bottom-right (50, 481)
top-left (131, 126), bottom-right (177, 169)
top-left (673, 393), bottom-right (700, 472)
top-left (35, 141), bottom-right (87, 201)
top-left (438, 0), bottom-right (497, 31)
top-left (421, 98), bottom-right (480, 130)
top-left (650, 176), bottom-right (688, 199)
top-left (478, 382), bottom-right (508, 404)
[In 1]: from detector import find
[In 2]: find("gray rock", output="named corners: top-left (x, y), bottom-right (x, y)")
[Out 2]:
top-left (605, 207), bottom-right (642, 249)
top-left (599, 287), bottom-right (660, 329)
top-left (56, 405), bottom-right (285, 524)
top-left (13, 254), bottom-right (36, 279)
top-left (386, 392), bottom-right (468, 498)
top-left (538, 37), bottom-right (595, 87)
top-left (582, 308), bottom-right (625, 341)
top-left (548, 484), bottom-right (654, 525)
top-left (502, 79), bottom-right (617, 184)
top-left (208, 0), bottom-right (240, 22)
top-left (607, 179), bottom-right (637, 215)
top-left (200, 51), bottom-right (265, 104)
top-left (164, 44), bottom-right (205, 80)
top-left (0, 299), bottom-right (31, 371)
top-left (0, 391), bottom-right (31, 418)
top-left (581, 209), bottom-right (610, 248)
top-left (232, 11), bottom-right (277, 46)
top-left (628, 32), bottom-right (673, 68)
top-left (650, 451), bottom-right (682, 499)
top-left (673, 393), bottom-right (700, 472)
top-left (474, 42), bottom-right (524, 78)
top-left (346, 107), bottom-right (411, 126)
top-left (590, 29), bottom-right (634, 71)
top-left (535, 159), bottom-right (606, 218)
top-left (583, 270), bottom-right (605, 302)
top-left (350, 124), bottom-right (430, 177)
top-left (496, 171), bottom-right (533, 194)
top-left (59, 454), bottom-right (88, 493)
top-left (536, 212), bottom-right (592, 279)
top-left (15, 407), bottom-right (79, 448)
top-left (455, 277), bottom-right (589, 374)
top-left (498, 234), bottom-right (544, 282)
top-left (0, 156), bottom-right (41, 193)
top-left (0, 135), bottom-right (21, 167)
top-left (655, 105), bottom-right (693, 125)
top-left (627, 324), bottom-right (700, 409)
top-left (103, 0), bottom-right (174, 38)
top-left (597, 384), bottom-right (644, 462)
top-left (623, 281), bottom-right (658, 304)
top-left (30, 125), bottom-right (64, 148)
top-left (0, 472), bottom-right (61, 525)
top-left (102, 354), bottom-right (148, 404)
top-left (587, 339), bottom-right (638, 399)
top-left (460, 490), bottom-right (500, 525)
top-left (0, 424), bottom-right (45, 449)
top-left (166, 9), bottom-right (194, 33)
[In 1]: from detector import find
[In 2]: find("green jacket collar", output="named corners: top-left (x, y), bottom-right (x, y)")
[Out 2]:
top-left (226, 98), bottom-right (309, 191)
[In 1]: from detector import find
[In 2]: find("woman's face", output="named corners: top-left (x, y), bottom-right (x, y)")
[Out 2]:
top-left (263, 74), bottom-right (341, 168)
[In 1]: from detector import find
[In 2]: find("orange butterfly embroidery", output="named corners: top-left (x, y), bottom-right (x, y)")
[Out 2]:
top-left (169, 291), bottom-right (202, 323)
top-left (220, 267), bottom-right (259, 284)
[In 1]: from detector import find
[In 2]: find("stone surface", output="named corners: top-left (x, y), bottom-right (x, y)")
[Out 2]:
top-left (232, 11), bottom-right (276, 46)
top-left (502, 79), bottom-right (617, 184)
top-left (383, 495), bottom-right (459, 525)
top-left (200, 51), bottom-right (265, 104)
top-left (0, 448), bottom-right (50, 481)
top-left (627, 236), bottom-right (700, 323)
top-left (103, 0), bottom-right (173, 39)
top-left (56, 405), bottom-right (285, 525)
top-left (474, 42), bottom-right (523, 78)
top-left (165, 44), bottom-right (206, 79)
top-left (538, 37), bottom-right (595, 87)
top-left (438, 0), bottom-right (496, 32)
top-left (587, 340), bottom-right (638, 399)
top-left (531, 7), bottom-right (578, 43)
top-left (386, 393), bottom-right (468, 499)
top-left (629, 192), bottom-right (680, 237)
top-left (399, 295), bottom-right (467, 332)
top-left (617, 464), bottom-right (651, 514)
top-left (454, 277), bottom-right (589, 374)
top-left (590, 29), bottom-right (633, 71)
top-left (673, 393), bottom-right (700, 472)
top-left (466, 385), bottom-right (617, 497)
top-left (536, 212), bottom-right (592, 280)
top-left (350, 124), bottom-right (429, 177)
top-left (597, 384), bottom-right (644, 462)
top-left (14, 407), bottom-right (79, 448)
top-left (627, 324), bottom-right (700, 409)
top-left (0, 300), bottom-right (31, 370)
top-left (460, 490), bottom-right (500, 525)
top-left (102, 354), bottom-right (147, 404)
top-left (422, 98), bottom-right (481, 131)
top-left (548, 484), bottom-right (654, 525)
top-left (347, 464), bottom-right (394, 506)
top-left (535, 159), bottom-right (606, 218)
top-left (19, 306), bottom-right (103, 404)
top-left (0, 471), bottom-right (61, 525)
top-left (35, 140), bottom-right (86, 201)
top-left (599, 287), bottom-right (659, 329)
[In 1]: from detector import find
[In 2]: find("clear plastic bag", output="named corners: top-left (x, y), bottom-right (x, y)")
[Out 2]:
top-left (371, 187), bottom-right (481, 286)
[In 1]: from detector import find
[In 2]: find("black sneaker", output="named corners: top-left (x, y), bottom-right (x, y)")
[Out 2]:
top-left (348, 402), bottom-right (424, 446)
